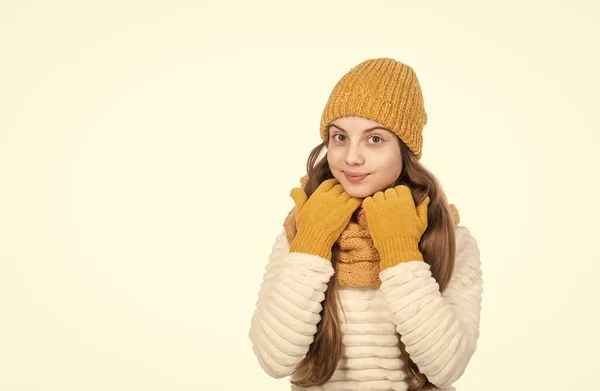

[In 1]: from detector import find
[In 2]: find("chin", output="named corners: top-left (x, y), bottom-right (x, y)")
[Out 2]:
top-left (342, 187), bottom-right (373, 199)
top-left (334, 175), bottom-right (373, 198)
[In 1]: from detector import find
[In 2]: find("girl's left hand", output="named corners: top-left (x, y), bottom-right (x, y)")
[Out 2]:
top-left (362, 185), bottom-right (430, 269)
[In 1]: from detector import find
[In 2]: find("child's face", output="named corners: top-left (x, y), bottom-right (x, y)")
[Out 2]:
top-left (326, 116), bottom-right (402, 199)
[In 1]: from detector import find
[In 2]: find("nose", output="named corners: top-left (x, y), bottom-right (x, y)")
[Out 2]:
top-left (345, 143), bottom-right (364, 165)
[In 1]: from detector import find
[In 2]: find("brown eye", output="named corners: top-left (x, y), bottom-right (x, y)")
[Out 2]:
top-left (333, 134), bottom-right (345, 142)
top-left (370, 136), bottom-right (382, 144)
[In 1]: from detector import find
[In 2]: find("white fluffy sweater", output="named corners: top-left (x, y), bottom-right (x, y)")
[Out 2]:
top-left (249, 225), bottom-right (483, 391)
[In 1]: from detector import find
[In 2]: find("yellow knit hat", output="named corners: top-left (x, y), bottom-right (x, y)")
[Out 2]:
top-left (320, 58), bottom-right (428, 160)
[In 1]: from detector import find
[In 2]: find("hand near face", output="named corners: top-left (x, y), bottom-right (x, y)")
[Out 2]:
top-left (362, 185), bottom-right (430, 268)
top-left (288, 178), bottom-right (362, 260)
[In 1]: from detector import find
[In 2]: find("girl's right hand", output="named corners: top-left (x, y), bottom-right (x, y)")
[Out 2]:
top-left (288, 178), bottom-right (361, 260)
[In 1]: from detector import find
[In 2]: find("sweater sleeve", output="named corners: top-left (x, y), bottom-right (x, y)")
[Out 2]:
top-left (248, 230), bottom-right (336, 378)
top-left (378, 225), bottom-right (483, 389)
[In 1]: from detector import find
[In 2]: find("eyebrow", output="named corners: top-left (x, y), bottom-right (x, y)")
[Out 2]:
top-left (328, 124), bottom-right (391, 134)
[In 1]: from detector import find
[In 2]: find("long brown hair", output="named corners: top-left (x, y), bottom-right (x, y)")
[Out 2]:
top-left (290, 135), bottom-right (457, 390)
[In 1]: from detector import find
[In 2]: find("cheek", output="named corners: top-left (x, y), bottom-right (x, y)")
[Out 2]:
top-left (384, 161), bottom-right (402, 181)
top-left (378, 151), bottom-right (402, 168)
top-left (326, 149), bottom-right (340, 167)
top-left (385, 156), bottom-right (402, 172)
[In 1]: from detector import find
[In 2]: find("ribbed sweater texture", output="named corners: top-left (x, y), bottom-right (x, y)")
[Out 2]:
top-left (249, 225), bottom-right (483, 391)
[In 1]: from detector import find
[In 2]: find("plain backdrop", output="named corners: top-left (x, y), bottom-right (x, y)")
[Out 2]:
top-left (1, 1), bottom-right (599, 390)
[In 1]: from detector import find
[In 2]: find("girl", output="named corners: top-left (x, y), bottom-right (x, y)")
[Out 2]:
top-left (249, 58), bottom-right (483, 391)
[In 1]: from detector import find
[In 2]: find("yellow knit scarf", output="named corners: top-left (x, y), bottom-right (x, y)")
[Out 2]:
top-left (282, 177), bottom-right (460, 287)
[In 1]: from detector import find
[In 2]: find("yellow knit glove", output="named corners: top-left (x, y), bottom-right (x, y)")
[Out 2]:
top-left (289, 178), bottom-right (361, 260)
top-left (362, 185), bottom-right (430, 270)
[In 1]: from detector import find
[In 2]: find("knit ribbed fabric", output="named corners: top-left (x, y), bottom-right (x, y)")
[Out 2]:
top-left (320, 58), bottom-right (428, 160)
top-left (249, 225), bottom-right (483, 390)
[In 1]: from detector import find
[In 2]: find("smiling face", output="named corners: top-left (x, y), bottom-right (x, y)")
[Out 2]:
top-left (326, 116), bottom-right (403, 198)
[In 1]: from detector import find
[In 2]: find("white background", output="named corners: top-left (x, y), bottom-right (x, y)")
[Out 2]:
top-left (1, 1), bottom-right (599, 390)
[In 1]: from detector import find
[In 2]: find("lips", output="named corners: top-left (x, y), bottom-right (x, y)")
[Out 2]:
top-left (344, 172), bottom-right (369, 182)
top-left (345, 171), bottom-right (368, 177)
